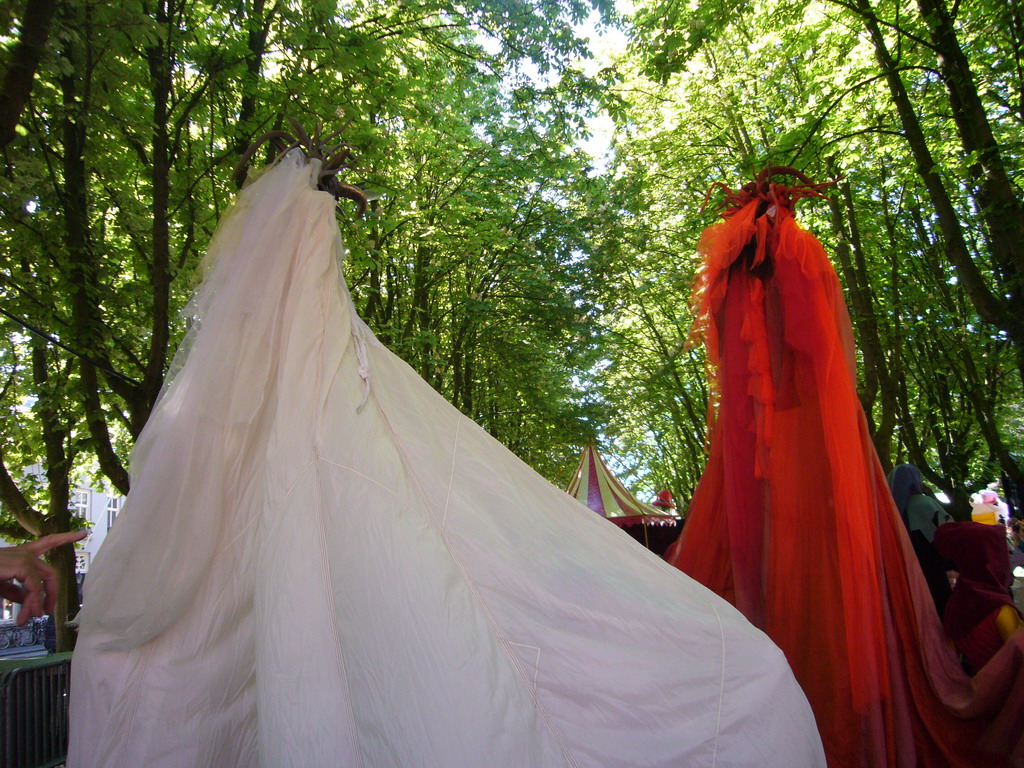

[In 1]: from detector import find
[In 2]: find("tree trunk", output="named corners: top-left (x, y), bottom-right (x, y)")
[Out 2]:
top-left (59, 13), bottom-right (131, 495)
top-left (41, 502), bottom-right (77, 652)
top-left (914, 0), bottom-right (1024, 304)
top-left (849, 0), bottom-right (1024, 390)
top-left (406, 241), bottom-right (435, 380)
top-left (365, 201), bottom-right (384, 324)
top-left (0, 448), bottom-right (45, 537)
top-left (31, 340), bottom-right (79, 650)
top-left (51, 543), bottom-right (78, 651)
top-left (825, 177), bottom-right (899, 468)
top-left (0, 0), bottom-right (59, 147)
top-left (138, 0), bottom-right (174, 433)
top-left (233, 0), bottom-right (270, 188)
top-left (959, 341), bottom-right (1024, 489)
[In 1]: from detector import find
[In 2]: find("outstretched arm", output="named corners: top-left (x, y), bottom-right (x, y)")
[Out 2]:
top-left (0, 531), bottom-right (87, 624)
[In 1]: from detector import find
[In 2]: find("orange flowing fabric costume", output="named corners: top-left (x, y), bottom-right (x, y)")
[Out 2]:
top-left (666, 169), bottom-right (1024, 768)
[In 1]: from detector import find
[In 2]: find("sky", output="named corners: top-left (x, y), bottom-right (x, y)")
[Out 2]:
top-left (576, 8), bottom-right (631, 168)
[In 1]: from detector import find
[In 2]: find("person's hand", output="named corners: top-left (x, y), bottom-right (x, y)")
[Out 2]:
top-left (0, 531), bottom-right (88, 625)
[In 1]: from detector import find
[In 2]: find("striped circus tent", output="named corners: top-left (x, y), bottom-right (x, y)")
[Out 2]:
top-left (566, 444), bottom-right (678, 528)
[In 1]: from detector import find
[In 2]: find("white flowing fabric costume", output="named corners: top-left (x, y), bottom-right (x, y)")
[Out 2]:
top-left (68, 152), bottom-right (824, 768)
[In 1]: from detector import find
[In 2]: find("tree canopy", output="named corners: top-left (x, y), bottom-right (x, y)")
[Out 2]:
top-left (1, 0), bottom-right (1022, 640)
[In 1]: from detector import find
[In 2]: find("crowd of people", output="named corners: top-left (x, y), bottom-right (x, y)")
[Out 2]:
top-left (889, 466), bottom-right (1023, 674)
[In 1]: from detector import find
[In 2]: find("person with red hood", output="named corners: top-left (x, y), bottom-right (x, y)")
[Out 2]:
top-left (651, 489), bottom-right (676, 510)
top-left (934, 521), bottom-right (1023, 673)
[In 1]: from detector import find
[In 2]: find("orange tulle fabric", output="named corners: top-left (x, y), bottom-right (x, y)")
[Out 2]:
top-left (666, 181), bottom-right (1024, 768)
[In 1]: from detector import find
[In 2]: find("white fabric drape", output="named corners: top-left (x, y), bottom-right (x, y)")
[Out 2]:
top-left (68, 151), bottom-right (825, 768)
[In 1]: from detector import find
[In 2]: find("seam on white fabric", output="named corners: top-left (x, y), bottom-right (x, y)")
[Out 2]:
top-left (314, 271), bottom-right (327, 448)
top-left (710, 601), bottom-right (726, 768)
top-left (210, 455), bottom-right (317, 561)
top-left (440, 418), bottom-right (462, 533)
top-left (503, 641), bottom-right (542, 697)
top-left (365, 395), bottom-right (580, 768)
top-left (316, 458), bottom-right (400, 497)
top-left (212, 503), bottom-right (269, 560)
top-left (113, 641), bottom-right (156, 768)
top-left (314, 458), bottom-right (366, 768)
top-left (310, 253), bottom-right (366, 768)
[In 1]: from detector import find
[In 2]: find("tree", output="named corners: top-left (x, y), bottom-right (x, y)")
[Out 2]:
top-left (0, 0), bottom-right (614, 646)
top-left (0, 0), bottom-right (59, 147)
top-left (611, 0), bottom-right (1022, 510)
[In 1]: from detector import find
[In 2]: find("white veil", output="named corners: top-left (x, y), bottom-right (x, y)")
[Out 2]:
top-left (70, 151), bottom-right (824, 768)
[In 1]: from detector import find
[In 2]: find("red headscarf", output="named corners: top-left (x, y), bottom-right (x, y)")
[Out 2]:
top-left (934, 521), bottom-right (1016, 641)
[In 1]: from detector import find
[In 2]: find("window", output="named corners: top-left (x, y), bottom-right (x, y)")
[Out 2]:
top-left (106, 495), bottom-right (123, 530)
top-left (71, 490), bottom-right (90, 523)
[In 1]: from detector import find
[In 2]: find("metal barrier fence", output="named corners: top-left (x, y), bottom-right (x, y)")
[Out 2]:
top-left (0, 655), bottom-right (72, 768)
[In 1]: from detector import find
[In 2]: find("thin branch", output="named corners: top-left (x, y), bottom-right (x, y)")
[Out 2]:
top-left (0, 306), bottom-right (139, 386)
top-left (0, 447), bottom-right (45, 537)
top-left (826, 0), bottom-right (937, 51)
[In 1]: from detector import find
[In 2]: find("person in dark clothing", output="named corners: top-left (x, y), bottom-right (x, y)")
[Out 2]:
top-left (888, 464), bottom-right (953, 618)
top-left (934, 521), bottom-right (1023, 673)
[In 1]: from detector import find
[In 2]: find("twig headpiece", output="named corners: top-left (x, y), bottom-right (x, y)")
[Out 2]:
top-left (702, 166), bottom-right (839, 217)
top-left (232, 117), bottom-right (368, 216)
